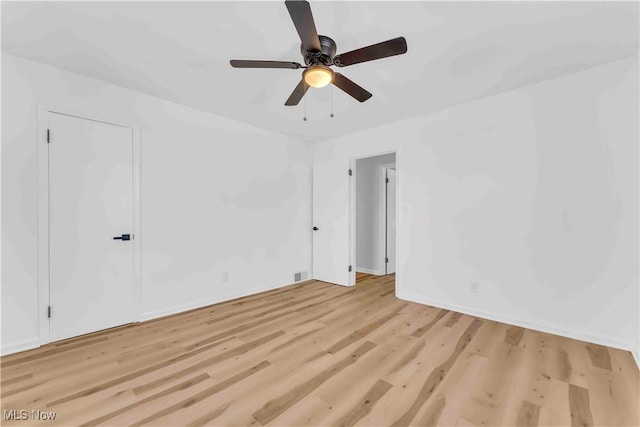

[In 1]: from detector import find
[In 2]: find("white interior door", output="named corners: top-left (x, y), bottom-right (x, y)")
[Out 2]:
top-left (386, 168), bottom-right (396, 274)
top-left (49, 112), bottom-right (135, 342)
top-left (312, 159), bottom-right (352, 286)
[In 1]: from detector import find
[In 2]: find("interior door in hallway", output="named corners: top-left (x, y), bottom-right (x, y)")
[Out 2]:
top-left (48, 112), bottom-right (135, 342)
top-left (312, 159), bottom-right (352, 286)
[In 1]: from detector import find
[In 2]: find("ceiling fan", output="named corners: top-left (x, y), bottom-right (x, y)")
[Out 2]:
top-left (230, 0), bottom-right (407, 106)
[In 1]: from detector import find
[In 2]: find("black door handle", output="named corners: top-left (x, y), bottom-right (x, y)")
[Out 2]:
top-left (113, 234), bottom-right (131, 241)
top-left (313, 227), bottom-right (319, 231)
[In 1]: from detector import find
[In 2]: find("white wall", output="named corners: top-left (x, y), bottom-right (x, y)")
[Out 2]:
top-left (2, 52), bottom-right (637, 359)
top-left (1, 53), bottom-right (312, 355)
top-left (314, 56), bottom-right (639, 354)
top-left (355, 153), bottom-right (395, 274)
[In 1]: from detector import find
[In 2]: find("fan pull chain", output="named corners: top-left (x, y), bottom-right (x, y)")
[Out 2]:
top-left (330, 85), bottom-right (334, 118)
top-left (303, 82), bottom-right (307, 122)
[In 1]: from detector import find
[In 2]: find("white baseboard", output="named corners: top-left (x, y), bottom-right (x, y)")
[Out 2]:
top-left (396, 289), bottom-right (633, 353)
top-left (1, 337), bottom-right (40, 356)
top-left (356, 267), bottom-right (384, 276)
top-left (140, 280), bottom-right (295, 322)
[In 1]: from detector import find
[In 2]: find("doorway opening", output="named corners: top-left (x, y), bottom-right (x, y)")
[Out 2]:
top-left (311, 151), bottom-right (398, 289)
top-left (354, 153), bottom-right (396, 285)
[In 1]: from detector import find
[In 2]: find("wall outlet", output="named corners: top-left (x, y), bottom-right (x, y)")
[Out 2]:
top-left (470, 281), bottom-right (479, 294)
top-left (222, 272), bottom-right (229, 282)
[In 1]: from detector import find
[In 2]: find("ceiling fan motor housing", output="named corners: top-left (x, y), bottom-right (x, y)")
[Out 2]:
top-left (302, 35), bottom-right (337, 66)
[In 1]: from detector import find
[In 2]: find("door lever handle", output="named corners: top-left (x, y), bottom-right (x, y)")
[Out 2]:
top-left (113, 234), bottom-right (131, 241)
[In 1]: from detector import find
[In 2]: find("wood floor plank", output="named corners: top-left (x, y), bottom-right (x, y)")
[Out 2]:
top-left (312, 335), bottom-right (414, 425)
top-left (94, 376), bottom-right (221, 426)
top-left (390, 319), bottom-right (483, 426)
top-left (460, 340), bottom-right (525, 426)
top-left (563, 339), bottom-right (593, 389)
top-left (261, 395), bottom-right (330, 427)
top-left (327, 311), bottom-right (400, 354)
top-left (131, 331), bottom-right (285, 395)
top-left (585, 344), bottom-right (612, 371)
top-left (334, 379), bottom-right (393, 427)
top-left (1, 273), bottom-right (636, 427)
top-left (1, 336), bottom-right (111, 368)
top-left (537, 379), bottom-right (572, 427)
top-left (79, 373), bottom-right (210, 426)
top-left (498, 330), bottom-right (557, 426)
top-left (419, 396), bottom-right (446, 426)
top-left (0, 373), bottom-right (33, 387)
top-left (268, 326), bottom-right (324, 355)
top-left (569, 384), bottom-right (594, 427)
top-left (185, 403), bottom-right (230, 427)
top-left (505, 326), bottom-right (525, 346)
top-left (252, 341), bottom-right (377, 425)
top-left (606, 348), bottom-right (640, 426)
top-left (417, 354), bottom-right (488, 427)
top-left (411, 308), bottom-right (450, 337)
top-left (130, 360), bottom-right (271, 426)
top-left (383, 315), bottom-right (470, 390)
top-left (516, 400), bottom-right (541, 426)
top-left (557, 347), bottom-right (573, 382)
top-left (45, 331), bottom-right (283, 407)
top-left (386, 339), bottom-right (427, 375)
top-left (444, 312), bottom-right (463, 328)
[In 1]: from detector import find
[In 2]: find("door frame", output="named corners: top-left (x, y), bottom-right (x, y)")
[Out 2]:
top-left (350, 150), bottom-right (398, 284)
top-left (37, 105), bottom-right (142, 345)
top-left (379, 165), bottom-right (396, 274)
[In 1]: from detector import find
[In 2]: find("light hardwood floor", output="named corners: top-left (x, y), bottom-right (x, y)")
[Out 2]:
top-left (1, 273), bottom-right (638, 426)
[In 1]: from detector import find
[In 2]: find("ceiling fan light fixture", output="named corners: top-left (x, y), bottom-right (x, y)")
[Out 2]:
top-left (303, 65), bottom-right (334, 88)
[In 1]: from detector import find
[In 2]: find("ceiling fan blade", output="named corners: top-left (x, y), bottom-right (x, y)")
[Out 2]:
top-left (285, 0), bottom-right (321, 52)
top-left (230, 60), bottom-right (302, 69)
top-left (333, 37), bottom-right (407, 67)
top-left (332, 73), bottom-right (372, 102)
top-left (285, 80), bottom-right (309, 106)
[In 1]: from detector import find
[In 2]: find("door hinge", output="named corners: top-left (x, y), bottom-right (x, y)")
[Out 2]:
top-left (385, 257), bottom-right (389, 263)
top-left (48, 306), bottom-right (51, 319)
top-left (47, 129), bottom-right (50, 144)
top-left (348, 265), bottom-right (352, 272)
top-left (348, 169), bottom-right (352, 176)
top-left (386, 177), bottom-right (389, 183)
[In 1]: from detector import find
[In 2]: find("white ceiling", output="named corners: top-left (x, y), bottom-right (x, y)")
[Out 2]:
top-left (2, 1), bottom-right (638, 142)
